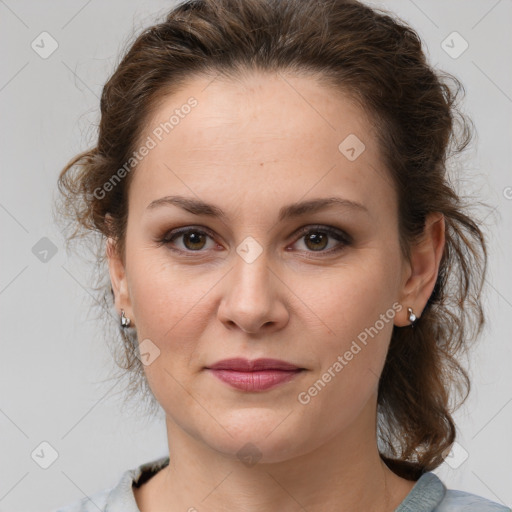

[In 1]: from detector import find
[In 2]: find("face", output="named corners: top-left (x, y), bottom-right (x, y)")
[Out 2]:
top-left (108, 70), bottom-right (414, 463)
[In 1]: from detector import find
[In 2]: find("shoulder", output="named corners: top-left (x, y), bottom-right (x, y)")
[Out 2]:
top-left (396, 471), bottom-right (510, 512)
top-left (51, 488), bottom-right (111, 511)
top-left (436, 489), bottom-right (511, 511)
top-left (52, 455), bottom-right (170, 512)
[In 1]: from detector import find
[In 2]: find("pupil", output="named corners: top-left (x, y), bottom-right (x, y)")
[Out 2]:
top-left (306, 232), bottom-right (327, 251)
top-left (181, 231), bottom-right (330, 252)
top-left (185, 232), bottom-right (205, 250)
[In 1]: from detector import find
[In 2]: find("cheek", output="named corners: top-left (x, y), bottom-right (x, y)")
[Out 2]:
top-left (295, 254), bottom-right (399, 401)
top-left (128, 250), bottom-right (211, 338)
top-left (294, 299), bottom-right (395, 440)
top-left (126, 253), bottom-right (209, 411)
top-left (294, 252), bottom-right (399, 342)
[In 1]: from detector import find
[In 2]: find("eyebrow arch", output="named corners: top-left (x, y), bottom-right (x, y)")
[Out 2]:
top-left (146, 195), bottom-right (369, 222)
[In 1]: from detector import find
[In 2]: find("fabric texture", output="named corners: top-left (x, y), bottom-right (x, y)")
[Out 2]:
top-left (53, 455), bottom-right (511, 512)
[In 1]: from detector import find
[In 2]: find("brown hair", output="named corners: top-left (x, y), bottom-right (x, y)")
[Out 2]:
top-left (55, 0), bottom-right (489, 480)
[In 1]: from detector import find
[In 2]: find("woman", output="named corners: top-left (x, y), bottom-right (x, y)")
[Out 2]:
top-left (54, 0), bottom-right (509, 510)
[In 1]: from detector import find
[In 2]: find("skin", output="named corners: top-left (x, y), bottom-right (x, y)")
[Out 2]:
top-left (107, 70), bottom-right (445, 511)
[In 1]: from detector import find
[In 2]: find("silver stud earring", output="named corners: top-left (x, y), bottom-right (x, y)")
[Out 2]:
top-left (120, 309), bottom-right (131, 328)
top-left (407, 307), bottom-right (417, 326)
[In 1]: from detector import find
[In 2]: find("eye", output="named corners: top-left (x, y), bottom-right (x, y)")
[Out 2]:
top-left (158, 227), bottom-right (218, 252)
top-left (289, 225), bottom-right (351, 255)
top-left (157, 224), bottom-right (351, 256)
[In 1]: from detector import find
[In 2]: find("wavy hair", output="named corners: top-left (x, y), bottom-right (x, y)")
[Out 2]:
top-left (55, 0), bottom-right (489, 480)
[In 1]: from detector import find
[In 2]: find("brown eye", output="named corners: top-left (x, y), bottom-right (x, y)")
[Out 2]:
top-left (303, 232), bottom-right (329, 251)
top-left (160, 228), bottom-right (216, 252)
top-left (182, 231), bottom-right (208, 250)
top-left (291, 225), bottom-right (352, 255)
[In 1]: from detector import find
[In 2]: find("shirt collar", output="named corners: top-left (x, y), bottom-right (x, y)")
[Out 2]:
top-left (103, 456), bottom-right (445, 512)
top-left (105, 455), bottom-right (170, 512)
top-left (395, 472), bottom-right (447, 511)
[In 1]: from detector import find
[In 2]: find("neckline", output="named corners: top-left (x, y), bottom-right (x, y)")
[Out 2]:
top-left (111, 456), bottom-right (446, 512)
top-left (395, 472), bottom-right (446, 511)
top-left (132, 456), bottom-right (170, 488)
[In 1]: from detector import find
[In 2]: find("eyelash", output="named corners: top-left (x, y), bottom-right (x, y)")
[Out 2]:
top-left (156, 224), bottom-right (352, 257)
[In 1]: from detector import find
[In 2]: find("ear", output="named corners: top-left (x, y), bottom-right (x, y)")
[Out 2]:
top-left (105, 214), bottom-right (133, 323)
top-left (395, 212), bottom-right (445, 327)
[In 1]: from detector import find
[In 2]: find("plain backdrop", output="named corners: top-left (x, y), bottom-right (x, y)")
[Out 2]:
top-left (1, 0), bottom-right (511, 510)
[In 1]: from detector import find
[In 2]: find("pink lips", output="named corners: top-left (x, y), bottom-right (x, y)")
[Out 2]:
top-left (205, 358), bottom-right (305, 392)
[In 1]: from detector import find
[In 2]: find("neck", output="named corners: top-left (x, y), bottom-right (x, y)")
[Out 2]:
top-left (136, 398), bottom-right (416, 511)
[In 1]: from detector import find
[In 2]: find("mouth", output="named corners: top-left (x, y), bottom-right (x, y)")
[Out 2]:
top-left (205, 358), bottom-right (306, 392)
top-left (206, 357), bottom-right (304, 372)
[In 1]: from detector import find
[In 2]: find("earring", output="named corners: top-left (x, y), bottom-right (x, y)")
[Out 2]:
top-left (407, 307), bottom-right (417, 326)
top-left (120, 309), bottom-right (131, 328)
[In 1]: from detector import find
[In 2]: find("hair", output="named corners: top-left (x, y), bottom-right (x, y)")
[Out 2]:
top-left (55, 0), bottom-right (490, 480)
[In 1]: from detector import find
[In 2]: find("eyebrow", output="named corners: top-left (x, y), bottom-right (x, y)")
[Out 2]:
top-left (146, 195), bottom-right (369, 222)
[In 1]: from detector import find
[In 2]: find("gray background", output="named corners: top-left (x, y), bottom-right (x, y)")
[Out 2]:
top-left (1, 0), bottom-right (511, 510)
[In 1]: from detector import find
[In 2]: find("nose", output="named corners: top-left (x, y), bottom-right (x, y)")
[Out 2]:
top-left (217, 252), bottom-right (289, 334)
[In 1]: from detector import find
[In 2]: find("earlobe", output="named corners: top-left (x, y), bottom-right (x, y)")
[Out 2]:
top-left (106, 236), bottom-right (131, 318)
top-left (395, 212), bottom-right (445, 327)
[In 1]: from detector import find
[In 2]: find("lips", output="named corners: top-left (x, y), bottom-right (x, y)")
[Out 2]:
top-left (206, 358), bottom-right (302, 371)
top-left (205, 358), bottom-right (305, 392)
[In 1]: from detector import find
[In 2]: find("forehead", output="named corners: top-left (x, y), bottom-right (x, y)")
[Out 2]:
top-left (129, 71), bottom-right (395, 219)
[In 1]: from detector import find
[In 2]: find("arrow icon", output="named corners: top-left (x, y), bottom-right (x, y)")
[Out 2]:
top-left (338, 134), bottom-right (365, 161)
top-left (441, 31), bottom-right (468, 59)
top-left (31, 441), bottom-right (59, 468)
top-left (137, 339), bottom-right (161, 365)
top-left (236, 237), bottom-right (263, 263)
top-left (31, 31), bottom-right (59, 59)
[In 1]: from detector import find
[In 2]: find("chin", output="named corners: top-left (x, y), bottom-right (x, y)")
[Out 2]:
top-left (200, 417), bottom-right (312, 465)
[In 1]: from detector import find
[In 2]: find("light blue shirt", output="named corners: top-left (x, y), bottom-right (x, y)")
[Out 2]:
top-left (53, 455), bottom-right (511, 511)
